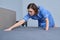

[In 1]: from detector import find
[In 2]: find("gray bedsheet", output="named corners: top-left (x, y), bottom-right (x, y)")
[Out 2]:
top-left (0, 27), bottom-right (60, 40)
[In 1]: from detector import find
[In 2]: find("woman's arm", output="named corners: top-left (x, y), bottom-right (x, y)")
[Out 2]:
top-left (45, 18), bottom-right (49, 31)
top-left (4, 19), bottom-right (25, 31)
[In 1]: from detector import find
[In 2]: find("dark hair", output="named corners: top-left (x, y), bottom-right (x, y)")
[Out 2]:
top-left (27, 3), bottom-right (38, 15)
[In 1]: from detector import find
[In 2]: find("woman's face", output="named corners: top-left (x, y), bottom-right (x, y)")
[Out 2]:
top-left (28, 8), bottom-right (35, 16)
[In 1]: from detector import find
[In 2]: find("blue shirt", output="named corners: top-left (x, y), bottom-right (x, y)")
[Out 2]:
top-left (23, 6), bottom-right (55, 28)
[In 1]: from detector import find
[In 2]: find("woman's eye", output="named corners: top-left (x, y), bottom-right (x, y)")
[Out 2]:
top-left (28, 11), bottom-right (32, 12)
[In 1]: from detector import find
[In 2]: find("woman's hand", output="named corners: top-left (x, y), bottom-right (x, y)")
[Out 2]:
top-left (4, 28), bottom-right (12, 31)
top-left (45, 27), bottom-right (49, 31)
top-left (45, 18), bottom-right (49, 31)
top-left (4, 19), bottom-right (25, 31)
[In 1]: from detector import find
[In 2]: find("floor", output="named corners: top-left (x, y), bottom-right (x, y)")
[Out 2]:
top-left (0, 27), bottom-right (60, 40)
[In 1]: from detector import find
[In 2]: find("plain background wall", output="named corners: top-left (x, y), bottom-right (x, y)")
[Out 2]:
top-left (0, 0), bottom-right (23, 21)
top-left (0, 0), bottom-right (60, 27)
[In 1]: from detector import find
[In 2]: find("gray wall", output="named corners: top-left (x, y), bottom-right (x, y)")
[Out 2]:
top-left (0, 0), bottom-right (60, 27)
top-left (0, 0), bottom-right (23, 21)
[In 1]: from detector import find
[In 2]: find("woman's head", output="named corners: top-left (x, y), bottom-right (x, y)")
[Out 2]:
top-left (27, 3), bottom-right (38, 16)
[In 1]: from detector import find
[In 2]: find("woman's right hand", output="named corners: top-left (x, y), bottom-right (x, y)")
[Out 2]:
top-left (4, 28), bottom-right (12, 31)
top-left (4, 20), bottom-right (25, 31)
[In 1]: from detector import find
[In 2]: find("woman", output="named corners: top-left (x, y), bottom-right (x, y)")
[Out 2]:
top-left (4, 3), bottom-right (55, 31)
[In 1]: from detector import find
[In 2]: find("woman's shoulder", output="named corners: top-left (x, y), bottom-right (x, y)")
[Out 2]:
top-left (38, 6), bottom-right (45, 11)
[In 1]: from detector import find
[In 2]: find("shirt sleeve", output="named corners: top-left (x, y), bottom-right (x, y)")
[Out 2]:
top-left (41, 9), bottom-right (49, 19)
top-left (23, 14), bottom-right (30, 22)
